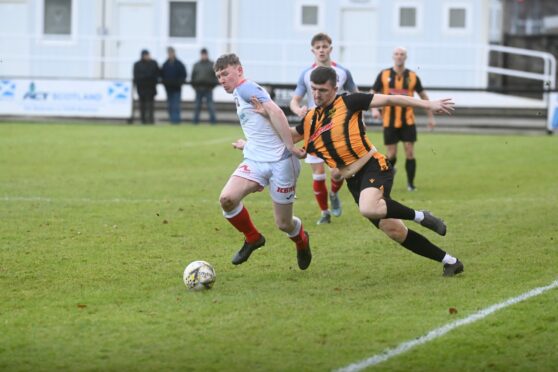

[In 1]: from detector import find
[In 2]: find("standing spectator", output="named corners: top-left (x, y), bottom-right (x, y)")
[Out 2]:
top-left (161, 47), bottom-right (187, 124)
top-left (133, 49), bottom-right (159, 124)
top-left (191, 48), bottom-right (218, 124)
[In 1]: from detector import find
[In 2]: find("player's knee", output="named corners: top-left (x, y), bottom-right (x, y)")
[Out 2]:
top-left (379, 220), bottom-right (407, 243)
top-left (275, 218), bottom-right (292, 232)
top-left (219, 193), bottom-right (237, 211)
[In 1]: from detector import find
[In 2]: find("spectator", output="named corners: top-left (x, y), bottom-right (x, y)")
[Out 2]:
top-left (161, 47), bottom-right (187, 124)
top-left (133, 49), bottom-right (159, 124)
top-left (191, 48), bottom-right (218, 124)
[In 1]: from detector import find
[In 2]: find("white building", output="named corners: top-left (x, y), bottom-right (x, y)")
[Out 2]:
top-left (0, 0), bottom-right (505, 88)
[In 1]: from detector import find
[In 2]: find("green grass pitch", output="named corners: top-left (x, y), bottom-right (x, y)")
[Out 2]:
top-left (1, 122), bottom-right (557, 371)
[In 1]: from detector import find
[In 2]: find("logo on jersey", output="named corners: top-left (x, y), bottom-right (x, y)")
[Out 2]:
top-left (309, 123), bottom-right (333, 143)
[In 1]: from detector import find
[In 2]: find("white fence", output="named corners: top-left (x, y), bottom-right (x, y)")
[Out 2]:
top-left (0, 35), bottom-right (555, 90)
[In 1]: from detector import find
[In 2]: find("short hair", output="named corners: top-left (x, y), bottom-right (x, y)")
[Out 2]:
top-left (310, 66), bottom-right (337, 87)
top-left (214, 53), bottom-right (241, 72)
top-left (311, 33), bottom-right (332, 46)
top-left (201, 48), bottom-right (208, 55)
top-left (167, 47), bottom-right (175, 53)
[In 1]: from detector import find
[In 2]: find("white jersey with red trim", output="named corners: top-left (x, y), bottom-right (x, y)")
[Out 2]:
top-left (293, 61), bottom-right (357, 108)
top-left (233, 80), bottom-right (289, 162)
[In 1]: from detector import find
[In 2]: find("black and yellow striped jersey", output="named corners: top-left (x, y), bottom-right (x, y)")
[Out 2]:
top-left (295, 93), bottom-right (374, 169)
top-left (372, 68), bottom-right (424, 128)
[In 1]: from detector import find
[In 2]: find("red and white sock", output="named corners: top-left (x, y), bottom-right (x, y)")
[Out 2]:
top-left (287, 216), bottom-right (308, 250)
top-left (223, 203), bottom-right (261, 244)
top-left (331, 178), bottom-right (344, 194)
top-left (312, 173), bottom-right (328, 212)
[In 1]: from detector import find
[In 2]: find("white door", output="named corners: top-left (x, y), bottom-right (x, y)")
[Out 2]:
top-left (106, 2), bottom-right (155, 79)
top-left (0, 2), bottom-right (30, 76)
top-left (339, 8), bottom-right (378, 87)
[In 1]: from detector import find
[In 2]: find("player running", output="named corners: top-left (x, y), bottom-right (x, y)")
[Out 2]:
top-left (214, 53), bottom-right (311, 270)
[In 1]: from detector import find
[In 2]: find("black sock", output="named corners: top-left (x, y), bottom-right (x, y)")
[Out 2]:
top-left (384, 198), bottom-right (415, 220)
top-left (405, 158), bottom-right (416, 186)
top-left (401, 229), bottom-right (446, 262)
top-left (389, 156), bottom-right (397, 167)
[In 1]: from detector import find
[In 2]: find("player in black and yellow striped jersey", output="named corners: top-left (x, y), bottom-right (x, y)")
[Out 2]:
top-left (372, 47), bottom-right (436, 191)
top-left (291, 67), bottom-right (463, 276)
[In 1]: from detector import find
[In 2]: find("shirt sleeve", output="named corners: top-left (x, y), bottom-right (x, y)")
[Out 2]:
top-left (293, 70), bottom-right (308, 97)
top-left (343, 93), bottom-right (374, 111)
top-left (371, 72), bottom-right (383, 93)
top-left (343, 70), bottom-right (358, 92)
top-left (236, 81), bottom-right (271, 103)
top-left (415, 75), bottom-right (424, 94)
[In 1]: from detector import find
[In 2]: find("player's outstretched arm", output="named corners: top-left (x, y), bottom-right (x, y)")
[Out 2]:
top-left (260, 100), bottom-right (306, 159)
top-left (418, 91), bottom-right (436, 129)
top-left (370, 94), bottom-right (454, 115)
top-left (251, 97), bottom-right (305, 149)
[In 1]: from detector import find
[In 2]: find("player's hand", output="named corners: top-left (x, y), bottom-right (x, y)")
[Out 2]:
top-left (289, 146), bottom-right (307, 159)
top-left (372, 108), bottom-right (381, 120)
top-left (427, 117), bottom-right (436, 131)
top-left (251, 96), bottom-right (269, 118)
top-left (296, 106), bottom-right (308, 118)
top-left (232, 139), bottom-right (246, 150)
top-left (430, 98), bottom-right (454, 115)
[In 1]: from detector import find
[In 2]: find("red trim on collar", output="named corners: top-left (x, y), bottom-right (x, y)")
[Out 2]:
top-left (236, 79), bottom-right (247, 88)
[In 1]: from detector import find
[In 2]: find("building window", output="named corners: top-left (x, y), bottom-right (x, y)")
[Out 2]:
top-left (44, 0), bottom-right (72, 35)
top-left (399, 7), bottom-right (417, 27)
top-left (301, 5), bottom-right (319, 26)
top-left (169, 1), bottom-right (196, 38)
top-left (449, 8), bottom-right (466, 28)
top-left (296, 1), bottom-right (323, 30)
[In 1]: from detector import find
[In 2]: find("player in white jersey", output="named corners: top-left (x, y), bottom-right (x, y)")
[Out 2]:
top-left (213, 53), bottom-right (312, 270)
top-left (290, 33), bottom-right (358, 225)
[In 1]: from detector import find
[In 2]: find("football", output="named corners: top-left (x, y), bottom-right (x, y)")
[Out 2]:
top-left (183, 261), bottom-right (216, 291)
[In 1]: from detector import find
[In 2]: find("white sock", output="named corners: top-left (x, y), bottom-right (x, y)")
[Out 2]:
top-left (287, 216), bottom-right (302, 238)
top-left (442, 254), bottom-right (457, 265)
top-left (414, 210), bottom-right (424, 222)
top-left (222, 203), bottom-right (243, 218)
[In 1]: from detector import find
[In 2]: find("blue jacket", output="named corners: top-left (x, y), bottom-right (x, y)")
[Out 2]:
top-left (161, 58), bottom-right (187, 93)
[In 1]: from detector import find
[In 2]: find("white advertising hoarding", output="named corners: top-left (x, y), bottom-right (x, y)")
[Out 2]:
top-left (0, 79), bottom-right (132, 118)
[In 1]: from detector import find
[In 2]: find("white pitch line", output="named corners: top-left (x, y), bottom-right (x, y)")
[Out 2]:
top-left (334, 278), bottom-right (558, 372)
top-left (0, 196), bottom-right (212, 204)
top-left (183, 137), bottom-right (235, 148)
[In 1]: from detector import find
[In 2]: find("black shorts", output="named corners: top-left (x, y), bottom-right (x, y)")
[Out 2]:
top-left (383, 124), bottom-right (417, 145)
top-left (346, 156), bottom-right (394, 204)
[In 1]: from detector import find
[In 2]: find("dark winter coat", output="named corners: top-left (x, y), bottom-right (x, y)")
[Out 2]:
top-left (133, 59), bottom-right (160, 97)
top-left (161, 59), bottom-right (187, 93)
top-left (191, 60), bottom-right (218, 90)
